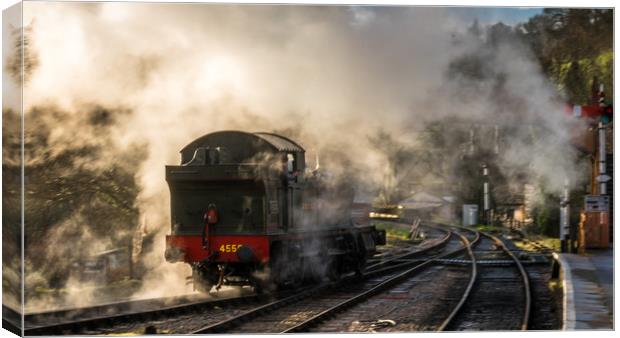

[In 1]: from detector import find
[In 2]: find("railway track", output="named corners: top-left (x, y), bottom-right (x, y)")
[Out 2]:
top-left (438, 227), bottom-right (531, 331)
top-left (24, 292), bottom-right (267, 335)
top-left (436, 226), bottom-right (479, 331)
top-left (24, 292), bottom-right (215, 327)
top-left (24, 222), bottom-right (450, 335)
top-left (23, 222), bottom-right (535, 334)
top-left (299, 224), bottom-right (482, 333)
top-left (190, 222), bottom-right (532, 333)
top-left (297, 223), bottom-right (531, 332)
top-left (366, 224), bottom-right (450, 265)
top-left (365, 225), bottom-right (452, 272)
top-left (191, 225), bottom-right (472, 333)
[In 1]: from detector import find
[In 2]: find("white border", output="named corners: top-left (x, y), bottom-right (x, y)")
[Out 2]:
top-left (0, 2), bottom-right (617, 338)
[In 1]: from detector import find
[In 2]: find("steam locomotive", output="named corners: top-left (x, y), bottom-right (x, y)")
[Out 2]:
top-left (164, 131), bottom-right (385, 292)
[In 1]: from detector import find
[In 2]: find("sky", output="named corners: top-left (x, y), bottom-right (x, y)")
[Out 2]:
top-left (447, 7), bottom-right (544, 25)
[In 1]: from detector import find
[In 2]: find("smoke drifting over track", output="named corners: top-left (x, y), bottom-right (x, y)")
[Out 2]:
top-left (6, 3), bottom-right (586, 307)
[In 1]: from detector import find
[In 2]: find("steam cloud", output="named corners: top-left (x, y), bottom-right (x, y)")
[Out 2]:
top-left (6, 3), bottom-right (586, 308)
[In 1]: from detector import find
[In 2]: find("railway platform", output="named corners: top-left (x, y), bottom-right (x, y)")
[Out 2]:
top-left (554, 248), bottom-right (613, 330)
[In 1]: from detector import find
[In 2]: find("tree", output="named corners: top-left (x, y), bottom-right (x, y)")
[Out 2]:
top-left (3, 105), bottom-right (147, 291)
top-left (516, 9), bottom-right (613, 104)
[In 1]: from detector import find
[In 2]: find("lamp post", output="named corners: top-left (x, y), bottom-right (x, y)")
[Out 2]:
top-left (482, 163), bottom-right (490, 225)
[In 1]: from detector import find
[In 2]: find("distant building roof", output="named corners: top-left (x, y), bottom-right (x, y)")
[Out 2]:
top-left (399, 192), bottom-right (444, 210)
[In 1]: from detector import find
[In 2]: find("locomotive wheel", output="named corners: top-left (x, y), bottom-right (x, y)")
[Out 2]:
top-left (354, 255), bottom-right (367, 278)
top-left (250, 275), bottom-right (270, 294)
top-left (193, 271), bottom-right (214, 293)
top-left (270, 244), bottom-right (304, 288)
top-left (326, 257), bottom-right (342, 282)
top-left (289, 257), bottom-right (305, 287)
top-left (270, 245), bottom-right (288, 287)
top-left (192, 265), bottom-right (217, 293)
top-left (302, 257), bottom-right (323, 283)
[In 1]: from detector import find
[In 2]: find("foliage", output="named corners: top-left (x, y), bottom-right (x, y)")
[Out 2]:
top-left (452, 9), bottom-right (613, 104)
top-left (3, 106), bottom-right (147, 288)
top-left (526, 192), bottom-right (560, 237)
top-left (515, 9), bottom-right (613, 103)
top-left (371, 220), bottom-right (411, 241)
top-left (443, 10), bottom-right (612, 236)
top-left (367, 129), bottom-right (417, 204)
top-left (5, 24), bottom-right (38, 83)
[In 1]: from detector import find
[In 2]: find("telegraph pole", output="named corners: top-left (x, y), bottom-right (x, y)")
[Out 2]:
top-left (596, 83), bottom-right (611, 195)
top-left (598, 121), bottom-right (608, 195)
top-left (560, 177), bottom-right (570, 253)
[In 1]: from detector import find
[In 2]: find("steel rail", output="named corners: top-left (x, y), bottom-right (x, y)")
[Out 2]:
top-left (280, 230), bottom-right (476, 333)
top-left (366, 223), bottom-right (451, 263)
top-left (362, 230), bottom-right (459, 281)
top-left (365, 227), bottom-right (452, 271)
top-left (191, 228), bottom-right (456, 334)
top-left (24, 293), bottom-right (264, 336)
top-left (481, 231), bottom-right (532, 330)
top-left (23, 293), bottom-right (212, 326)
top-left (23, 227), bottom-right (439, 331)
top-left (431, 222), bottom-right (531, 331)
top-left (437, 227), bottom-right (479, 331)
top-left (190, 284), bottom-right (332, 334)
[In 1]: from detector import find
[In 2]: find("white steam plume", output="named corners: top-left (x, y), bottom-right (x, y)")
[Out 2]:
top-left (11, 3), bottom-right (586, 303)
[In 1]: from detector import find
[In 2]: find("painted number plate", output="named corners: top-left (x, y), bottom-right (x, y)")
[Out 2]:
top-left (219, 244), bottom-right (242, 253)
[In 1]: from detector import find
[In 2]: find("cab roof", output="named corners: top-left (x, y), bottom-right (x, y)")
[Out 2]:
top-left (179, 130), bottom-right (305, 165)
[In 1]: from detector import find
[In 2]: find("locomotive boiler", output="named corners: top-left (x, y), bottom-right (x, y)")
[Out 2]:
top-left (164, 131), bottom-right (385, 292)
